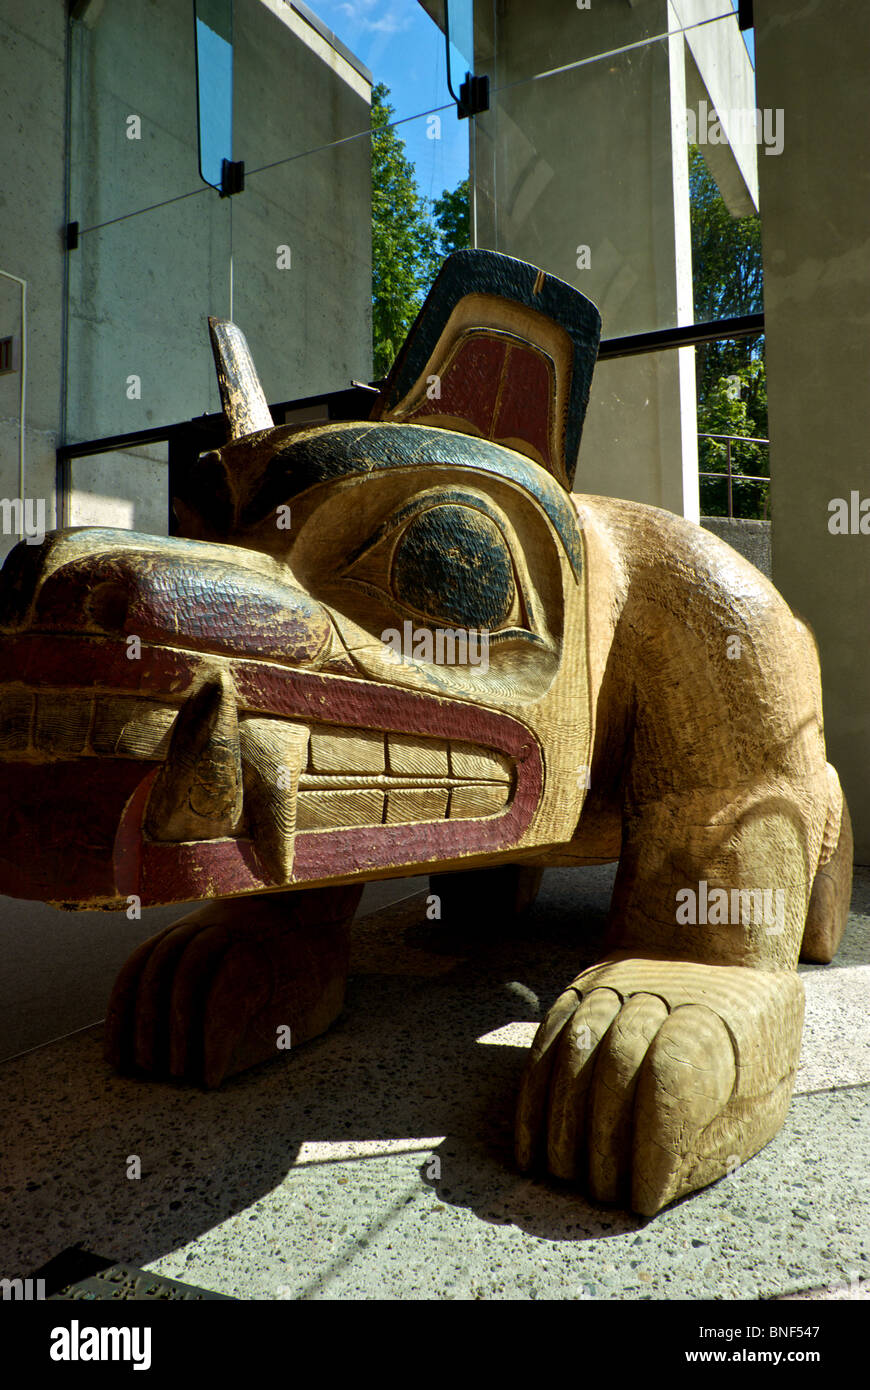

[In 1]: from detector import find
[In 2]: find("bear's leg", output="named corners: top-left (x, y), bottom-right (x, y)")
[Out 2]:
top-left (104, 884), bottom-right (363, 1087)
top-left (516, 790), bottom-right (815, 1214)
top-left (802, 769), bottom-right (852, 963)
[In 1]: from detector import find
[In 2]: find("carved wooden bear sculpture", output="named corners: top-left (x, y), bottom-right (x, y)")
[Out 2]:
top-left (0, 251), bottom-right (851, 1215)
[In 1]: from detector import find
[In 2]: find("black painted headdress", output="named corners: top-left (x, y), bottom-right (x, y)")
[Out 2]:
top-left (370, 250), bottom-right (602, 491)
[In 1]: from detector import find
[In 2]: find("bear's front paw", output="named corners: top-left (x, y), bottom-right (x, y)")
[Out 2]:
top-left (104, 885), bottom-right (361, 1088)
top-left (515, 954), bottom-right (804, 1215)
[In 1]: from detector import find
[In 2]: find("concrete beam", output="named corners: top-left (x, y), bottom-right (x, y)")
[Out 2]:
top-left (676, 0), bottom-right (759, 216)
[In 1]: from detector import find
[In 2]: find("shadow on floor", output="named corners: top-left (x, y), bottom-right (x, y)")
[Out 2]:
top-left (2, 862), bottom-right (867, 1297)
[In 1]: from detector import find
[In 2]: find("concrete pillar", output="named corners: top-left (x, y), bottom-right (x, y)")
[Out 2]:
top-left (471, 0), bottom-right (752, 516)
top-left (469, 0), bottom-right (758, 517)
top-left (755, 0), bottom-right (870, 860)
top-left (582, 4), bottom-right (701, 519)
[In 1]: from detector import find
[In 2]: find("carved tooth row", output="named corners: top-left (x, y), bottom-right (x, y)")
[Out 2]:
top-left (0, 693), bottom-right (514, 798)
top-left (295, 780), bottom-right (510, 832)
top-left (0, 690), bottom-right (176, 759)
top-left (297, 786), bottom-right (385, 832)
top-left (309, 726), bottom-right (384, 774)
top-left (306, 726), bottom-right (512, 785)
top-left (389, 734), bottom-right (448, 778)
top-left (92, 699), bottom-right (176, 758)
top-left (450, 742), bottom-right (512, 784)
top-left (0, 690), bottom-right (34, 752)
top-left (449, 783), bottom-right (511, 818)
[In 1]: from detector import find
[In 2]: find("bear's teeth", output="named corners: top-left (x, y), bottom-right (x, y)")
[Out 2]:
top-left (145, 671), bottom-right (244, 842)
top-left (239, 718), bottom-right (309, 883)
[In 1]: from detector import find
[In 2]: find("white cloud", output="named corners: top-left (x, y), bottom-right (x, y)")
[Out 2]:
top-left (333, 0), bottom-right (411, 35)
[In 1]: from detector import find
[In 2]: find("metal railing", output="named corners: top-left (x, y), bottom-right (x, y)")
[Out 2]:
top-left (57, 413), bottom-right (772, 530)
top-left (698, 431), bottom-right (770, 520)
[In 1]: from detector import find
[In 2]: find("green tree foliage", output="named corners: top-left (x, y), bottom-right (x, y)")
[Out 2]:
top-left (370, 83), bottom-right (441, 379)
top-left (690, 144), bottom-right (768, 516)
top-left (431, 177), bottom-right (470, 258)
top-left (371, 84), bottom-right (470, 378)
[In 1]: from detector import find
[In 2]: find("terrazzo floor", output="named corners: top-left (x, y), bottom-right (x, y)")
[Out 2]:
top-left (1, 865), bottom-right (868, 1300)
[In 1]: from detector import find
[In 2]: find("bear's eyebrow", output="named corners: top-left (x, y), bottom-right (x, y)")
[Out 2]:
top-left (342, 487), bottom-right (511, 571)
top-left (242, 423), bottom-right (583, 581)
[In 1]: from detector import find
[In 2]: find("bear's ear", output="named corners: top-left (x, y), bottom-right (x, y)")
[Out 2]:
top-left (208, 316), bottom-right (274, 440)
top-left (370, 250), bottom-right (601, 491)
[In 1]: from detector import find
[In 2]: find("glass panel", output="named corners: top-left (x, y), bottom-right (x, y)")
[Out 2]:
top-left (62, 0), bottom-right (762, 487)
top-left (238, 0), bottom-right (457, 173)
top-left (234, 0), bottom-right (371, 174)
top-left (65, 195), bottom-right (230, 444)
top-left (446, 0), bottom-right (475, 88)
top-left (690, 144), bottom-right (763, 322)
top-left (68, 445), bottom-right (170, 536)
top-left (489, 0), bottom-right (688, 87)
top-left (370, 106), bottom-right (470, 376)
top-left (578, 348), bottom-right (700, 515)
top-left (238, 140), bottom-right (375, 402)
top-left (237, 109), bottom-right (468, 392)
top-left (194, 0), bottom-right (234, 191)
top-left (726, 0), bottom-right (755, 64)
top-left (68, 0), bottom-right (208, 231)
top-left (66, 0), bottom-right (471, 238)
top-left (476, 35), bottom-right (688, 337)
top-left (472, 9), bottom-right (759, 338)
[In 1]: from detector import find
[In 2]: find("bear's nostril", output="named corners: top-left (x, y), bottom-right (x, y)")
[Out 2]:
top-left (87, 581), bottom-right (129, 633)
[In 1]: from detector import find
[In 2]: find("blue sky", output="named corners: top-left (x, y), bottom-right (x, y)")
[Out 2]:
top-left (312, 0), bottom-right (470, 204)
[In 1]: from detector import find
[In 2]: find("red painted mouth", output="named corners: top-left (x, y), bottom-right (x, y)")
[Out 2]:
top-left (0, 634), bottom-right (544, 907)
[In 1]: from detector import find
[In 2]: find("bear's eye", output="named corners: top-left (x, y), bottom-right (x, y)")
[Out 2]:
top-left (390, 505), bottom-right (514, 630)
top-left (339, 491), bottom-right (543, 647)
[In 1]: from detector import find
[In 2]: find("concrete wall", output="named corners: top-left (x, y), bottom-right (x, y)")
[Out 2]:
top-left (66, 0), bottom-right (372, 441)
top-left (0, 0), bottom-right (67, 559)
top-left (0, 0), bottom-right (372, 560)
top-left (755, 0), bottom-right (870, 862)
top-left (231, 0), bottom-right (373, 409)
top-left (67, 446), bottom-right (170, 535)
top-left (700, 516), bottom-right (771, 577)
